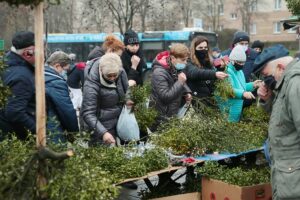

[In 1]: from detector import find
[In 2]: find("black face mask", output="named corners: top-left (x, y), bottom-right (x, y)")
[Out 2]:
top-left (233, 63), bottom-right (243, 71)
top-left (102, 75), bottom-right (115, 84)
top-left (195, 49), bottom-right (208, 61)
top-left (264, 75), bottom-right (277, 90)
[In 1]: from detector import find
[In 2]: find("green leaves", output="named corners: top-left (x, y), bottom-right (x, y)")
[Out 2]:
top-left (286, 0), bottom-right (300, 16)
top-left (197, 162), bottom-right (270, 186)
top-left (0, 50), bottom-right (11, 108)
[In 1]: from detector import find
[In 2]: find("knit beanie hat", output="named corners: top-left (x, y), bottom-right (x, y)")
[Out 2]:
top-left (12, 31), bottom-right (35, 50)
top-left (229, 45), bottom-right (246, 62)
top-left (251, 40), bottom-right (264, 50)
top-left (99, 53), bottom-right (122, 75)
top-left (124, 29), bottom-right (139, 45)
top-left (232, 31), bottom-right (249, 45)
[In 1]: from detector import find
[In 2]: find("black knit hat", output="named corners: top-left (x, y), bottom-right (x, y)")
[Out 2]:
top-left (12, 31), bottom-right (34, 50)
top-left (232, 31), bottom-right (249, 45)
top-left (124, 29), bottom-right (139, 45)
top-left (251, 40), bottom-right (264, 50)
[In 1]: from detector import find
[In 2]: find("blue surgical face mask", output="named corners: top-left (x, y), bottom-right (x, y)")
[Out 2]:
top-left (175, 63), bottom-right (186, 71)
top-left (60, 70), bottom-right (68, 79)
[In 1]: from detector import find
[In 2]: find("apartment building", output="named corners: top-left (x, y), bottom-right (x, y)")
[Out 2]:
top-left (194, 0), bottom-right (297, 45)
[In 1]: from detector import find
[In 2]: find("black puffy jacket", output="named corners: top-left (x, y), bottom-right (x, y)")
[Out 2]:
top-left (149, 51), bottom-right (191, 123)
top-left (81, 60), bottom-right (128, 144)
top-left (0, 52), bottom-right (36, 139)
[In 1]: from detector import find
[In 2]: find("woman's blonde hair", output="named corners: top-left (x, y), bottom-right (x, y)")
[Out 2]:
top-left (170, 43), bottom-right (190, 59)
top-left (102, 35), bottom-right (125, 52)
top-left (99, 53), bottom-right (122, 75)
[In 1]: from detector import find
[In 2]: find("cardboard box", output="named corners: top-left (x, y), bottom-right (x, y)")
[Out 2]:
top-left (151, 192), bottom-right (201, 200)
top-left (202, 178), bottom-right (272, 200)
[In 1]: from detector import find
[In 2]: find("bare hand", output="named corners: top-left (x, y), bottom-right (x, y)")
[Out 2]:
top-left (215, 72), bottom-right (228, 80)
top-left (243, 92), bottom-right (255, 99)
top-left (178, 72), bottom-right (187, 84)
top-left (185, 93), bottom-right (192, 104)
top-left (128, 80), bottom-right (136, 87)
top-left (254, 80), bottom-right (263, 88)
top-left (131, 55), bottom-right (140, 70)
top-left (125, 100), bottom-right (134, 108)
top-left (103, 132), bottom-right (116, 144)
top-left (257, 83), bottom-right (272, 101)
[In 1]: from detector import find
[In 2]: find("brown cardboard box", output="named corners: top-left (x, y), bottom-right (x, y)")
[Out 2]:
top-left (151, 192), bottom-right (201, 200)
top-left (202, 178), bottom-right (272, 200)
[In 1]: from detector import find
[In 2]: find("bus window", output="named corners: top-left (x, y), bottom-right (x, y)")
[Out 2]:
top-left (142, 41), bottom-right (163, 65)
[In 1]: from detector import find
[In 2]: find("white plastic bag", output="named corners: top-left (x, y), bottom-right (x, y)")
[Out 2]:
top-left (177, 103), bottom-right (190, 119)
top-left (117, 106), bottom-right (140, 141)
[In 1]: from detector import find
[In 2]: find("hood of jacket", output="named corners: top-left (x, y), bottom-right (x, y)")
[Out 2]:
top-left (45, 66), bottom-right (64, 83)
top-left (6, 51), bottom-right (34, 71)
top-left (153, 51), bottom-right (170, 69)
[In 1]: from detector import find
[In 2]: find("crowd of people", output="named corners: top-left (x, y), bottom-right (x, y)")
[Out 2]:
top-left (1, 29), bottom-right (300, 199)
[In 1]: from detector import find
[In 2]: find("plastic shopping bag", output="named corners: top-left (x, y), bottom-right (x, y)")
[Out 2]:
top-left (177, 103), bottom-right (190, 119)
top-left (117, 106), bottom-right (140, 141)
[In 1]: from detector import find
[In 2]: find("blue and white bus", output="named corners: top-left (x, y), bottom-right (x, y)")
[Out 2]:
top-left (47, 30), bottom-right (218, 67)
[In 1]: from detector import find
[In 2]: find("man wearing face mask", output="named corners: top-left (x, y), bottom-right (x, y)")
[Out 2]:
top-left (149, 43), bottom-right (192, 132)
top-left (254, 44), bottom-right (300, 200)
top-left (217, 45), bottom-right (261, 122)
top-left (44, 51), bottom-right (78, 143)
top-left (0, 31), bottom-right (36, 140)
top-left (222, 31), bottom-right (258, 82)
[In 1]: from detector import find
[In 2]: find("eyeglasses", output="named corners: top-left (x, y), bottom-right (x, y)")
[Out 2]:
top-left (106, 73), bottom-right (118, 78)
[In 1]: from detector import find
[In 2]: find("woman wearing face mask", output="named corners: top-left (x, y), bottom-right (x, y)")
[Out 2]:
top-left (184, 36), bottom-right (228, 107)
top-left (45, 51), bottom-right (79, 143)
top-left (149, 43), bottom-right (192, 131)
top-left (217, 45), bottom-right (261, 122)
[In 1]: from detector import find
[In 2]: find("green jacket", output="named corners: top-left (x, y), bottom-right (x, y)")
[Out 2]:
top-left (265, 59), bottom-right (300, 199)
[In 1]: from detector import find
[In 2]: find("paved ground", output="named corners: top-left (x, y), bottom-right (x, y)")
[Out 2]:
top-left (116, 168), bottom-right (187, 200)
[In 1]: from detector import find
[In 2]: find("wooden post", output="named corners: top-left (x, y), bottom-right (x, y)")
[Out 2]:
top-left (34, 3), bottom-right (47, 198)
top-left (35, 2), bottom-right (46, 148)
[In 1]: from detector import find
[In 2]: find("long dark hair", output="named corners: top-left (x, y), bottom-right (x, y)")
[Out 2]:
top-left (190, 36), bottom-right (212, 68)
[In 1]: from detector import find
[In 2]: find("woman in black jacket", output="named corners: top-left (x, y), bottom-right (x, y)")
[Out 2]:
top-left (184, 36), bottom-right (228, 106)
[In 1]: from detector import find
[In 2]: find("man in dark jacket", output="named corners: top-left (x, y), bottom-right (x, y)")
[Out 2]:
top-left (45, 51), bottom-right (79, 143)
top-left (222, 31), bottom-right (258, 82)
top-left (121, 29), bottom-right (147, 86)
top-left (0, 31), bottom-right (36, 140)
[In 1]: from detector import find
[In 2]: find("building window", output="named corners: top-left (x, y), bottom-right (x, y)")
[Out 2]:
top-left (218, 3), bottom-right (224, 15)
top-left (218, 25), bottom-right (224, 31)
top-left (273, 22), bottom-right (281, 33)
top-left (230, 13), bottom-right (237, 19)
top-left (250, 23), bottom-right (257, 34)
top-left (207, 5), bottom-right (213, 16)
top-left (274, 0), bottom-right (281, 10)
top-left (250, 0), bottom-right (257, 12)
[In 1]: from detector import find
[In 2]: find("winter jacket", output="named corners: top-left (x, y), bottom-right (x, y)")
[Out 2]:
top-left (84, 47), bottom-right (105, 81)
top-left (67, 62), bottom-right (85, 89)
top-left (149, 51), bottom-right (191, 127)
top-left (0, 52), bottom-right (36, 140)
top-left (222, 47), bottom-right (258, 82)
top-left (217, 63), bottom-right (254, 122)
top-left (81, 60), bottom-right (128, 144)
top-left (184, 59), bottom-right (217, 99)
top-left (121, 49), bottom-right (146, 85)
top-left (260, 59), bottom-right (300, 200)
top-left (45, 66), bottom-right (79, 143)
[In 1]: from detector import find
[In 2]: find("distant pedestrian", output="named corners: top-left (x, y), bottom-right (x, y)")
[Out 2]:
top-left (251, 40), bottom-right (264, 54)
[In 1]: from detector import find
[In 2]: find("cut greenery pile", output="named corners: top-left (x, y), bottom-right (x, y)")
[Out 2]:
top-left (151, 102), bottom-right (269, 155)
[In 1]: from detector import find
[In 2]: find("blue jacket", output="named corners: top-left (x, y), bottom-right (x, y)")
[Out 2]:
top-left (45, 66), bottom-right (78, 143)
top-left (0, 52), bottom-right (36, 140)
top-left (218, 63), bottom-right (254, 122)
top-left (222, 47), bottom-right (258, 82)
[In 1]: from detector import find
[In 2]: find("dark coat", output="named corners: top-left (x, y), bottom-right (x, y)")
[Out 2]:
top-left (149, 51), bottom-right (191, 124)
top-left (184, 60), bottom-right (216, 99)
top-left (87, 46), bottom-right (105, 61)
top-left (81, 60), bottom-right (128, 144)
top-left (67, 65), bottom-right (84, 89)
top-left (121, 49), bottom-right (146, 85)
top-left (222, 47), bottom-right (258, 82)
top-left (45, 66), bottom-right (79, 142)
top-left (0, 52), bottom-right (36, 140)
top-left (84, 47), bottom-right (105, 81)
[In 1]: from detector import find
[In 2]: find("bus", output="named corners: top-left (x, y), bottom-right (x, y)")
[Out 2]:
top-left (47, 30), bottom-right (218, 68)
